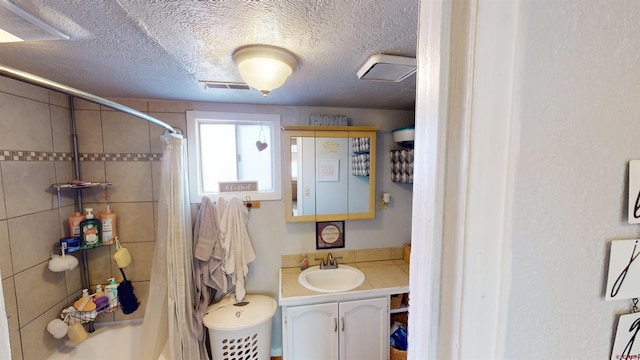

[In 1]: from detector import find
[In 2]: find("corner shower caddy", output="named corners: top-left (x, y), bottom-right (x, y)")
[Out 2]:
top-left (49, 181), bottom-right (117, 329)
top-left (48, 181), bottom-right (114, 276)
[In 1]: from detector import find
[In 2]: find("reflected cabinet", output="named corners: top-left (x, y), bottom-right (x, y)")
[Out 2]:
top-left (283, 125), bottom-right (378, 222)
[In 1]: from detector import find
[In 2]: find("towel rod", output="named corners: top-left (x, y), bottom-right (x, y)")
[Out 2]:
top-left (0, 63), bottom-right (178, 134)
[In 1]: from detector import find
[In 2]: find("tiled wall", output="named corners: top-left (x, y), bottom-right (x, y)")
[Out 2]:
top-left (0, 76), bottom-right (77, 360)
top-left (0, 76), bottom-right (188, 360)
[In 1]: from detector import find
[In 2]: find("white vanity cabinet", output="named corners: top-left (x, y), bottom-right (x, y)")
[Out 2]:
top-left (283, 297), bottom-right (389, 360)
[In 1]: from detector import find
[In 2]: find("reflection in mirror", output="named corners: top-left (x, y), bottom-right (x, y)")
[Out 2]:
top-left (315, 137), bottom-right (348, 215)
top-left (285, 127), bottom-right (377, 222)
top-left (291, 136), bottom-right (316, 216)
top-left (291, 137), bottom-right (299, 215)
top-left (349, 136), bottom-right (371, 214)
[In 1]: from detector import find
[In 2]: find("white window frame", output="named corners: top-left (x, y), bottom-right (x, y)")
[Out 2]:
top-left (186, 110), bottom-right (282, 203)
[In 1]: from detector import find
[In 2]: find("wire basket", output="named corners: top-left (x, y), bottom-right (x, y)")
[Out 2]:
top-left (61, 297), bottom-right (116, 324)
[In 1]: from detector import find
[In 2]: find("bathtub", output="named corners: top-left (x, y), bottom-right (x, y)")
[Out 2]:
top-left (47, 319), bottom-right (170, 360)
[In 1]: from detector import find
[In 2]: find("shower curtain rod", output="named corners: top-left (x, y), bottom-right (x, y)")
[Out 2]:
top-left (0, 64), bottom-right (178, 134)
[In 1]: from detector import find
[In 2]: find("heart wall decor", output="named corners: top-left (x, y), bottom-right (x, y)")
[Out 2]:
top-left (256, 141), bottom-right (268, 151)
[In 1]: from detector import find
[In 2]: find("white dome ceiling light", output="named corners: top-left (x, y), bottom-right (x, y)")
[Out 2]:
top-left (232, 45), bottom-right (298, 96)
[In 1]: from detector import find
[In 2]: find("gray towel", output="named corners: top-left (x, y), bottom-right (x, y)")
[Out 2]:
top-left (191, 197), bottom-right (234, 341)
top-left (194, 197), bottom-right (216, 261)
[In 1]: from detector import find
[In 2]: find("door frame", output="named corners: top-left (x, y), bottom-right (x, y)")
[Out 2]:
top-left (410, 0), bottom-right (521, 359)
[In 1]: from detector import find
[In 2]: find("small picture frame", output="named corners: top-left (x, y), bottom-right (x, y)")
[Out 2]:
top-left (316, 221), bottom-right (345, 249)
top-left (317, 159), bottom-right (340, 182)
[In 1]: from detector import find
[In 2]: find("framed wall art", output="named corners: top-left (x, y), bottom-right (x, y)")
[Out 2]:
top-left (317, 159), bottom-right (340, 182)
top-left (316, 221), bottom-right (345, 249)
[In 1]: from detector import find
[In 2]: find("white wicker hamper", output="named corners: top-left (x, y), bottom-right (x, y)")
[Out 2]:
top-left (203, 295), bottom-right (277, 360)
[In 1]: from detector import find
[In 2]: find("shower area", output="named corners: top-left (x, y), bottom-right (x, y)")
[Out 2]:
top-left (0, 66), bottom-right (199, 359)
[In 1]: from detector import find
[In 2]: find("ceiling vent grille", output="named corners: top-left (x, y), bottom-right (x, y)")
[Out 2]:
top-left (357, 54), bottom-right (416, 82)
top-left (200, 81), bottom-right (251, 91)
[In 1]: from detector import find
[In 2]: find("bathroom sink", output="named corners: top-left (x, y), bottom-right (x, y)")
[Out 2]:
top-left (298, 265), bottom-right (365, 293)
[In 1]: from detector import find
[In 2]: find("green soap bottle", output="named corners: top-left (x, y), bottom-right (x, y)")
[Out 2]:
top-left (80, 208), bottom-right (101, 248)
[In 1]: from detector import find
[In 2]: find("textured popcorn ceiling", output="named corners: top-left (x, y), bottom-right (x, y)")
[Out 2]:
top-left (0, 0), bottom-right (418, 110)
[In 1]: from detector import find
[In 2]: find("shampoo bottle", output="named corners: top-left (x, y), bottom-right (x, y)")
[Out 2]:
top-left (94, 284), bottom-right (105, 299)
top-left (99, 205), bottom-right (117, 245)
top-left (68, 211), bottom-right (85, 237)
top-left (93, 284), bottom-right (109, 310)
top-left (105, 278), bottom-right (118, 309)
top-left (80, 208), bottom-right (101, 248)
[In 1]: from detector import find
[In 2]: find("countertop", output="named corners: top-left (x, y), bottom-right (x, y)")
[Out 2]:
top-left (279, 259), bottom-right (409, 306)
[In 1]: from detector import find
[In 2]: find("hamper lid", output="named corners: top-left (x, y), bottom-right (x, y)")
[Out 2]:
top-left (203, 294), bottom-right (277, 331)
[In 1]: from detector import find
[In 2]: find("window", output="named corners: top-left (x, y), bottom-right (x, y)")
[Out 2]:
top-left (186, 111), bottom-right (281, 202)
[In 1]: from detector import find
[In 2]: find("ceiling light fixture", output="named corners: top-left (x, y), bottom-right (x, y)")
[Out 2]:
top-left (232, 45), bottom-right (298, 96)
top-left (0, 0), bottom-right (69, 43)
top-left (0, 27), bottom-right (21, 43)
top-left (357, 54), bottom-right (416, 82)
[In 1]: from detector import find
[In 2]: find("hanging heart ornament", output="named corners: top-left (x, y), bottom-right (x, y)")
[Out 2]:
top-left (256, 141), bottom-right (268, 151)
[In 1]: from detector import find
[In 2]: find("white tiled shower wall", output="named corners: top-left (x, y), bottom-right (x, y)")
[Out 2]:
top-left (0, 75), bottom-right (415, 359)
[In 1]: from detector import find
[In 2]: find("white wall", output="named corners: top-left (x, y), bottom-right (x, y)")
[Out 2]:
top-left (505, 1), bottom-right (639, 358)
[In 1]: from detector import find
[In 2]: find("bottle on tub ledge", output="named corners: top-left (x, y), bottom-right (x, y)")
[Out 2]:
top-left (100, 204), bottom-right (117, 245)
top-left (80, 208), bottom-right (101, 249)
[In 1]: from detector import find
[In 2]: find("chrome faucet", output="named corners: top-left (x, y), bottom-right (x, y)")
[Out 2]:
top-left (315, 252), bottom-right (342, 269)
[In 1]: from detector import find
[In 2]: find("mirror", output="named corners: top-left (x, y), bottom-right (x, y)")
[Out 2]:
top-left (284, 126), bottom-right (377, 222)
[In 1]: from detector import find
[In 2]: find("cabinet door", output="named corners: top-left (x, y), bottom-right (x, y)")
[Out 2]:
top-left (339, 297), bottom-right (389, 360)
top-left (284, 302), bottom-right (339, 360)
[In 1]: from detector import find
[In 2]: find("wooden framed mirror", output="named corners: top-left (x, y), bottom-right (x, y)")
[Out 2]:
top-left (283, 126), bottom-right (377, 222)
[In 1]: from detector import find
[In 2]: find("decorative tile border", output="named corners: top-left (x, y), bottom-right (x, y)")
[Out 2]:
top-left (79, 153), bottom-right (162, 162)
top-left (0, 150), bottom-right (73, 161)
top-left (0, 150), bottom-right (162, 162)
